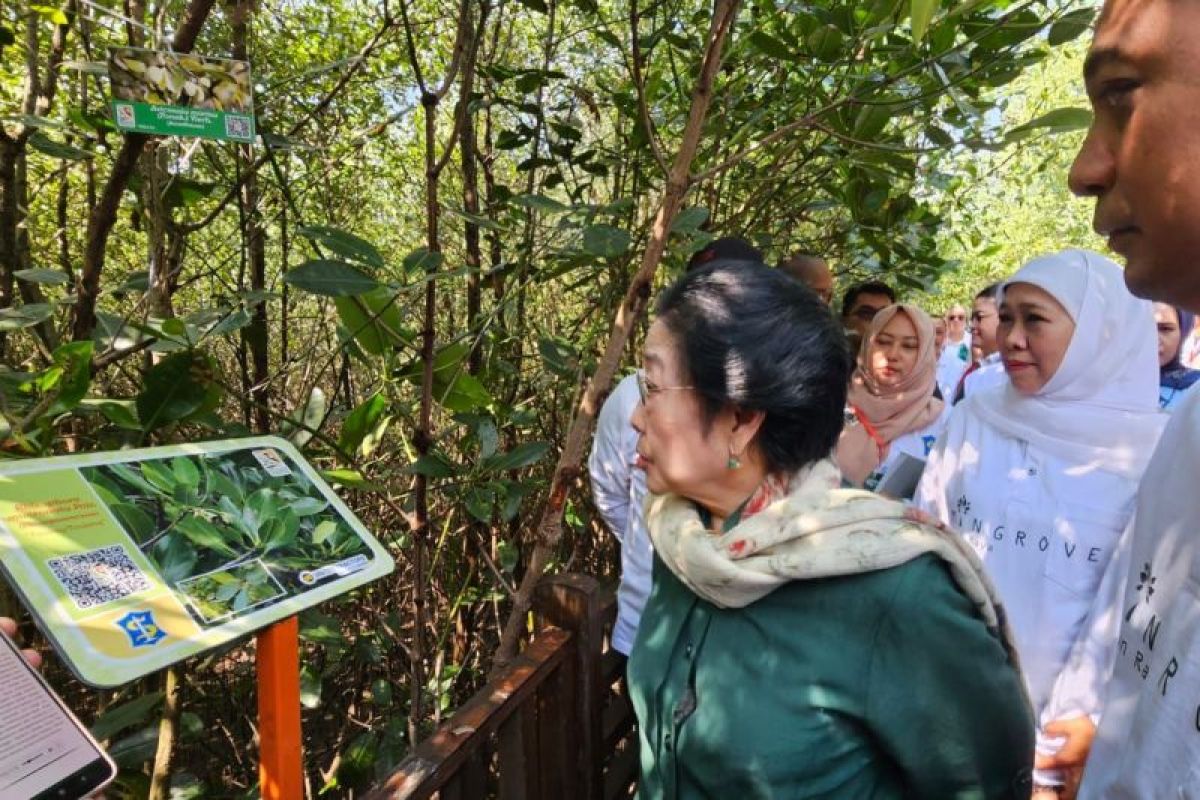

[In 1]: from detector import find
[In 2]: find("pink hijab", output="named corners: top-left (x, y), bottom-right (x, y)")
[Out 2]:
top-left (837, 304), bottom-right (944, 486)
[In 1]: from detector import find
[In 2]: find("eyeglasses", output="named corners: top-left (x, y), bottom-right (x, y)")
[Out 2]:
top-left (636, 370), bottom-right (694, 404)
top-left (851, 305), bottom-right (884, 322)
top-left (947, 314), bottom-right (966, 321)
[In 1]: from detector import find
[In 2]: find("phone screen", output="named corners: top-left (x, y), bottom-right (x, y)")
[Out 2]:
top-left (0, 634), bottom-right (115, 800)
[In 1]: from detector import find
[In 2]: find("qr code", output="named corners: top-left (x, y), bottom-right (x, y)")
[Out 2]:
top-left (47, 545), bottom-right (152, 610)
top-left (224, 115), bottom-right (251, 141)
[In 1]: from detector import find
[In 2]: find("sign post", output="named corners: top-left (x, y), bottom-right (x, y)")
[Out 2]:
top-left (0, 437), bottom-right (394, 796)
top-left (258, 617), bottom-right (304, 800)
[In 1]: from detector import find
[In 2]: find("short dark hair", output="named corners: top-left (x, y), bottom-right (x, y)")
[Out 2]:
top-left (686, 236), bottom-right (763, 271)
top-left (655, 260), bottom-right (850, 474)
top-left (975, 283), bottom-right (1002, 302)
top-left (840, 280), bottom-right (896, 319)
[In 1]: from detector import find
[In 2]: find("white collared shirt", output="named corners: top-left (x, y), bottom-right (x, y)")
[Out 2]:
top-left (915, 403), bottom-right (1141, 782)
top-left (588, 373), bottom-right (652, 655)
top-left (961, 352), bottom-right (1007, 401)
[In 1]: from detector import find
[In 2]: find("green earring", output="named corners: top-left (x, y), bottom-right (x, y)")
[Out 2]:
top-left (727, 455), bottom-right (741, 470)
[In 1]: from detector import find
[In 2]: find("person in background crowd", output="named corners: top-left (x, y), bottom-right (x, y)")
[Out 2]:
top-left (628, 261), bottom-right (1034, 798)
top-left (837, 304), bottom-right (945, 498)
top-left (686, 236), bottom-right (762, 270)
top-left (589, 372), bottom-right (651, 658)
top-left (946, 303), bottom-right (972, 356)
top-left (915, 250), bottom-right (1164, 800)
top-left (934, 317), bottom-right (947, 354)
top-left (1156, 303), bottom-right (1200, 411)
top-left (936, 303), bottom-right (971, 399)
top-left (1055, 4), bottom-right (1200, 794)
top-left (954, 283), bottom-right (1006, 403)
top-left (777, 252), bottom-right (834, 304)
top-left (590, 234), bottom-right (763, 658)
top-left (840, 281), bottom-right (896, 356)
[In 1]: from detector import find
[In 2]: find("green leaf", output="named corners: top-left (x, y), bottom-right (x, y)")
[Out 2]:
top-left (910, 0), bottom-right (939, 43)
top-left (0, 303), bottom-right (53, 331)
top-left (748, 31), bottom-right (794, 60)
top-left (538, 336), bottom-right (579, 378)
top-left (670, 207), bottom-right (709, 233)
top-left (28, 131), bottom-right (92, 160)
top-left (482, 441), bottom-right (552, 473)
top-left (497, 540), bottom-right (519, 572)
top-left (91, 692), bottom-right (165, 740)
top-left (290, 496), bottom-right (327, 517)
top-left (1048, 9), bottom-right (1095, 46)
top-left (311, 520), bottom-right (339, 545)
top-left (512, 193), bottom-right (568, 214)
top-left (136, 351), bottom-right (213, 431)
top-left (339, 393), bottom-right (388, 455)
top-left (582, 225), bottom-right (632, 258)
top-left (300, 666), bottom-right (322, 709)
top-left (175, 515), bottom-right (237, 556)
top-left (320, 469), bottom-right (379, 491)
top-left (170, 456), bottom-right (200, 491)
top-left (1006, 107), bottom-right (1093, 140)
top-left (43, 340), bottom-right (93, 412)
top-left (14, 268), bottom-right (70, 285)
top-left (806, 25), bottom-right (845, 61)
top-left (297, 225), bottom-right (385, 269)
top-left (283, 260), bottom-right (380, 297)
top-left (30, 5), bottom-right (68, 25)
top-left (401, 248), bottom-right (444, 276)
top-left (299, 610), bottom-right (343, 645)
top-left (405, 452), bottom-right (458, 479)
top-left (334, 288), bottom-right (410, 355)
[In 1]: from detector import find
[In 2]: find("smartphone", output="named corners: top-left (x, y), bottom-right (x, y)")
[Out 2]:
top-left (0, 631), bottom-right (116, 800)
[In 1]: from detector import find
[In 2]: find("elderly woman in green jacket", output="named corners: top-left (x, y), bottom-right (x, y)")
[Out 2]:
top-left (626, 261), bottom-right (1034, 799)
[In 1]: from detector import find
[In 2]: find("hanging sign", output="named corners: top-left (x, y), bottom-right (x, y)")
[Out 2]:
top-left (107, 46), bottom-right (255, 143)
top-left (0, 437), bottom-right (393, 687)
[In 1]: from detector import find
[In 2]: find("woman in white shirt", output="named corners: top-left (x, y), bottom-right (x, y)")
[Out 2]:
top-left (915, 249), bottom-right (1165, 797)
top-left (837, 304), bottom-right (945, 499)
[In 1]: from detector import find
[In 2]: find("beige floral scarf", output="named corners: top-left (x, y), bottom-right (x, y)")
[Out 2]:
top-left (646, 459), bottom-right (1023, 670)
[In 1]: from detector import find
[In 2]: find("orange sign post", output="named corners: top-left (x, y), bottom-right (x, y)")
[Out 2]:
top-left (257, 616), bottom-right (304, 800)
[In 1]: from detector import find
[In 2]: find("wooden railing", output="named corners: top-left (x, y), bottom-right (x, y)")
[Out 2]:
top-left (368, 574), bottom-right (638, 800)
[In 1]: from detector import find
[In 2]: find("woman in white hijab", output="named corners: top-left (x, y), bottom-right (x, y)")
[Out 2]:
top-left (915, 249), bottom-right (1166, 799)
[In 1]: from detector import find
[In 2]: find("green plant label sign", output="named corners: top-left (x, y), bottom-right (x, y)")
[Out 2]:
top-left (0, 437), bottom-right (393, 687)
top-left (107, 47), bottom-right (255, 143)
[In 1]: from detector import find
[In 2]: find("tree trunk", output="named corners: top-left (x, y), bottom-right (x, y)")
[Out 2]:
top-left (231, 0), bottom-right (270, 433)
top-left (491, 0), bottom-right (744, 672)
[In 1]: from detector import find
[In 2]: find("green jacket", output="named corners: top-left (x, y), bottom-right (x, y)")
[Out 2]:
top-left (628, 553), bottom-right (1034, 799)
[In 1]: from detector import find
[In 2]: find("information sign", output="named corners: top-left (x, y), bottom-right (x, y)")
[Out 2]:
top-left (0, 437), bottom-right (393, 687)
top-left (108, 47), bottom-right (255, 143)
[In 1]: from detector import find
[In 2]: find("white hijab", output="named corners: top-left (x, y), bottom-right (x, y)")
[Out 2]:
top-left (968, 249), bottom-right (1165, 480)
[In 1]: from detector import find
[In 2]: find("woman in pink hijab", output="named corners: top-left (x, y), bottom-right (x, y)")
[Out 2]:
top-left (836, 304), bottom-right (945, 498)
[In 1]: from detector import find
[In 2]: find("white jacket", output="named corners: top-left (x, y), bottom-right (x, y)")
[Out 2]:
top-left (587, 374), bottom-right (652, 655)
top-left (1077, 389), bottom-right (1200, 798)
top-left (915, 402), bottom-right (1145, 783)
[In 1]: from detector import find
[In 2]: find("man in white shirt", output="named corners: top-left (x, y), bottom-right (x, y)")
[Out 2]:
top-left (936, 304), bottom-right (971, 401)
top-left (1044, 2), bottom-right (1200, 796)
top-left (588, 373), bottom-right (652, 656)
top-left (954, 284), bottom-right (1006, 404)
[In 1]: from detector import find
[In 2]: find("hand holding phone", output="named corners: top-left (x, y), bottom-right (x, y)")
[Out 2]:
top-left (0, 618), bottom-right (41, 670)
top-left (0, 627), bottom-right (115, 799)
